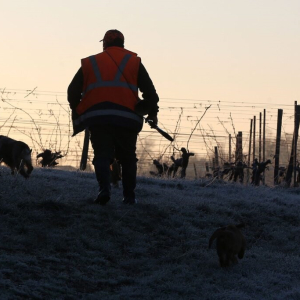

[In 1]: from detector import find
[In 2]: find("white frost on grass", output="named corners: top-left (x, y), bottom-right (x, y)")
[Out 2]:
top-left (0, 166), bottom-right (300, 299)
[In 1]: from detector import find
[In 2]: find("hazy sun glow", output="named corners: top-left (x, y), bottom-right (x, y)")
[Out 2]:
top-left (0, 0), bottom-right (299, 103)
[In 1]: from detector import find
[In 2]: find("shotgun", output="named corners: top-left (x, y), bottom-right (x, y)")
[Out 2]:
top-left (145, 118), bottom-right (174, 142)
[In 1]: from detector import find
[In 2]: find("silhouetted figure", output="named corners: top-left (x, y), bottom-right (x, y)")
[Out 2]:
top-left (37, 149), bottom-right (64, 167)
top-left (220, 162), bottom-right (234, 179)
top-left (153, 159), bottom-right (164, 176)
top-left (180, 147), bottom-right (194, 178)
top-left (163, 163), bottom-right (169, 175)
top-left (229, 161), bottom-right (246, 183)
top-left (167, 163), bottom-right (175, 178)
top-left (252, 159), bottom-right (271, 186)
top-left (170, 155), bottom-right (182, 177)
top-left (68, 29), bottom-right (159, 205)
top-left (0, 135), bottom-right (33, 178)
top-left (149, 159), bottom-right (170, 177)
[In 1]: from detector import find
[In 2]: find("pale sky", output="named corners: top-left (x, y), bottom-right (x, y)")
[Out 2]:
top-left (1, 0), bottom-right (299, 105)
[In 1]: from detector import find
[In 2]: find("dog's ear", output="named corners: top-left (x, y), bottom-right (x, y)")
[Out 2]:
top-left (30, 149), bottom-right (32, 153)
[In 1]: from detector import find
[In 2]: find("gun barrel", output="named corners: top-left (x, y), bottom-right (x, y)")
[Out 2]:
top-left (145, 119), bottom-right (174, 142)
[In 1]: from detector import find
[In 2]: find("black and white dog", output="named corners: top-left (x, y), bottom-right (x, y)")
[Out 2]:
top-left (0, 135), bottom-right (33, 178)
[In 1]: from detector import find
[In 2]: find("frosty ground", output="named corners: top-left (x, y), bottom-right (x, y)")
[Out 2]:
top-left (0, 166), bottom-right (300, 300)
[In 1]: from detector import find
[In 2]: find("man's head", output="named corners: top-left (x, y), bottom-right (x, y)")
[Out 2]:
top-left (100, 29), bottom-right (124, 50)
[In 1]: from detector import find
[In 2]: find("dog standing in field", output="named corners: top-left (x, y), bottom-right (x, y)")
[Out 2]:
top-left (0, 135), bottom-right (33, 178)
top-left (209, 223), bottom-right (246, 267)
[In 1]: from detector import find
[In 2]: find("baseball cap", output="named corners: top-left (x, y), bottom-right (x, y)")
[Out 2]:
top-left (100, 29), bottom-right (124, 44)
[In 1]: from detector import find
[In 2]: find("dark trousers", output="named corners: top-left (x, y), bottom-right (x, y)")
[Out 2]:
top-left (89, 125), bottom-right (138, 199)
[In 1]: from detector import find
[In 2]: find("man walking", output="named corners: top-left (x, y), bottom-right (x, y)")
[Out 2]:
top-left (68, 29), bottom-right (159, 205)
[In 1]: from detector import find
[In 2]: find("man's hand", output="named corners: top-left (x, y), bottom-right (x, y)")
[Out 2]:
top-left (135, 99), bottom-right (150, 116)
top-left (145, 114), bottom-right (158, 128)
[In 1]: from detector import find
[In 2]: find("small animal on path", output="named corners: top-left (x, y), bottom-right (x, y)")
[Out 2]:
top-left (209, 223), bottom-right (246, 267)
top-left (0, 135), bottom-right (33, 178)
top-left (37, 149), bottom-right (64, 167)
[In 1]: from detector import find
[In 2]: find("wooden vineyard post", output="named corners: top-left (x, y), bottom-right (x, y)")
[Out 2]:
top-left (229, 134), bottom-right (231, 163)
top-left (214, 146), bottom-right (219, 168)
top-left (259, 112), bottom-right (262, 162)
top-left (253, 116), bottom-right (256, 162)
top-left (293, 102), bottom-right (300, 186)
top-left (274, 109), bottom-right (283, 185)
top-left (235, 132), bottom-right (243, 162)
top-left (248, 119), bottom-right (253, 182)
top-left (286, 102), bottom-right (300, 186)
top-left (263, 109), bottom-right (266, 184)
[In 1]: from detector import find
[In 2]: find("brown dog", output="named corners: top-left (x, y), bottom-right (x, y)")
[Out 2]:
top-left (0, 135), bottom-right (33, 178)
top-left (209, 223), bottom-right (246, 267)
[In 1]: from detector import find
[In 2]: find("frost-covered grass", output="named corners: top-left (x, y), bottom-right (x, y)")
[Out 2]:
top-left (0, 166), bottom-right (300, 300)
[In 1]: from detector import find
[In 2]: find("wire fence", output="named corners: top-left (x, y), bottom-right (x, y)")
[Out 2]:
top-left (0, 87), bottom-right (298, 181)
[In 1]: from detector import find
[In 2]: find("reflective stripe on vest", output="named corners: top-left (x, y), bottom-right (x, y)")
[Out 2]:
top-left (73, 108), bottom-right (143, 127)
top-left (82, 53), bottom-right (138, 97)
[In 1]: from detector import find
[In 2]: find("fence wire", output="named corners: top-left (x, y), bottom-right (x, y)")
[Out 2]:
top-left (0, 88), bottom-right (298, 180)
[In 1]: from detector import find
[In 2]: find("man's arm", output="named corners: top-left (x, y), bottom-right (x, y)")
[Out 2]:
top-left (136, 63), bottom-right (159, 121)
top-left (67, 67), bottom-right (83, 111)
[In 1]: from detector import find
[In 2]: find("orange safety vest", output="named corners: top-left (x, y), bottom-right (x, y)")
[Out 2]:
top-left (77, 47), bottom-right (141, 115)
top-left (72, 47), bottom-right (143, 135)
